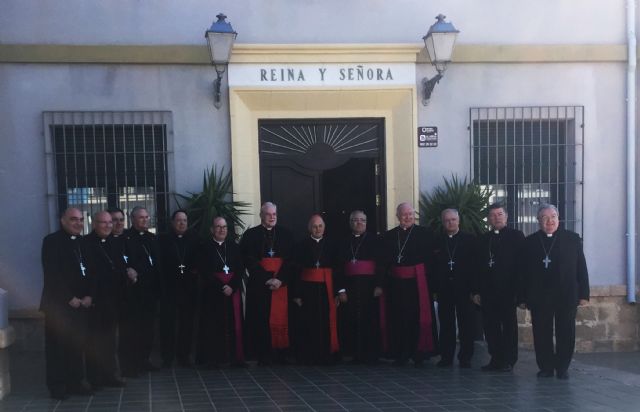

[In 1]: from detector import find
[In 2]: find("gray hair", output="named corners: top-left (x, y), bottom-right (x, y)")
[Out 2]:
top-left (537, 204), bottom-right (559, 220)
top-left (260, 202), bottom-right (277, 214)
top-left (349, 210), bottom-right (366, 220)
top-left (130, 205), bottom-right (148, 219)
top-left (441, 208), bottom-right (459, 218)
top-left (396, 202), bottom-right (414, 215)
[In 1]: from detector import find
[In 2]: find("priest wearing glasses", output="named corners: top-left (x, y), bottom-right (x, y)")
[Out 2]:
top-left (380, 202), bottom-right (435, 367)
top-left (519, 204), bottom-right (589, 380)
top-left (241, 202), bottom-right (295, 365)
top-left (196, 217), bottom-right (246, 368)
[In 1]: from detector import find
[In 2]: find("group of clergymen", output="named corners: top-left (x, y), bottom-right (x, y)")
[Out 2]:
top-left (40, 200), bottom-right (590, 400)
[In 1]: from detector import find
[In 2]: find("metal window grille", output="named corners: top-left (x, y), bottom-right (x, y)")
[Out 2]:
top-left (44, 111), bottom-right (173, 233)
top-left (470, 106), bottom-right (584, 236)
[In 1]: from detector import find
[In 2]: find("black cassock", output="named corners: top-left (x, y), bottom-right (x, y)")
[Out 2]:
top-left (432, 231), bottom-right (477, 365)
top-left (40, 230), bottom-right (95, 395)
top-left (474, 227), bottom-right (525, 368)
top-left (240, 224), bottom-right (295, 363)
top-left (380, 224), bottom-right (435, 364)
top-left (119, 229), bottom-right (161, 376)
top-left (158, 230), bottom-right (201, 366)
top-left (335, 232), bottom-right (383, 362)
top-left (197, 238), bottom-right (245, 366)
top-left (291, 237), bottom-right (339, 364)
top-left (520, 229), bottom-right (589, 375)
top-left (83, 231), bottom-right (126, 385)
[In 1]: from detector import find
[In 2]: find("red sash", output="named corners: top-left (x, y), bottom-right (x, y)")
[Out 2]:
top-left (260, 257), bottom-right (289, 349)
top-left (214, 271), bottom-right (245, 361)
top-left (300, 267), bottom-right (340, 353)
top-left (344, 259), bottom-right (376, 276)
top-left (391, 263), bottom-right (434, 352)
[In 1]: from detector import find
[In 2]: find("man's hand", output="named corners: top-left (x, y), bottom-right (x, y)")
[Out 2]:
top-left (126, 268), bottom-right (138, 283)
top-left (338, 291), bottom-right (348, 304)
top-left (222, 285), bottom-right (233, 296)
top-left (269, 278), bottom-right (282, 290)
top-left (68, 297), bottom-right (82, 308)
top-left (373, 287), bottom-right (383, 297)
top-left (293, 298), bottom-right (303, 307)
top-left (80, 296), bottom-right (92, 308)
top-left (518, 303), bottom-right (527, 310)
top-left (578, 299), bottom-right (589, 307)
top-left (471, 294), bottom-right (481, 306)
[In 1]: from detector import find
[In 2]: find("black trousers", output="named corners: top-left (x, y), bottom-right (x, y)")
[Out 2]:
top-left (119, 292), bottom-right (157, 373)
top-left (160, 294), bottom-right (196, 364)
top-left (390, 279), bottom-right (422, 362)
top-left (44, 308), bottom-right (88, 392)
top-left (530, 306), bottom-right (577, 374)
top-left (482, 301), bottom-right (518, 366)
top-left (437, 290), bottom-right (475, 363)
top-left (86, 306), bottom-right (119, 383)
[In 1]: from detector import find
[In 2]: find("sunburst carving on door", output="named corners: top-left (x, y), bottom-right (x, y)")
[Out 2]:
top-left (259, 123), bottom-right (379, 156)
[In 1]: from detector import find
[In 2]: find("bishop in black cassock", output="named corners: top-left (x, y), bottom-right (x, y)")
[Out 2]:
top-left (291, 214), bottom-right (340, 365)
top-left (380, 203), bottom-right (435, 367)
top-left (158, 210), bottom-right (201, 368)
top-left (119, 206), bottom-right (162, 377)
top-left (472, 204), bottom-right (525, 372)
top-left (432, 208), bottom-right (477, 368)
top-left (335, 210), bottom-right (384, 363)
top-left (519, 204), bottom-right (589, 380)
top-left (40, 208), bottom-right (95, 399)
top-left (197, 217), bottom-right (246, 367)
top-left (240, 202), bottom-right (295, 365)
top-left (84, 211), bottom-right (126, 388)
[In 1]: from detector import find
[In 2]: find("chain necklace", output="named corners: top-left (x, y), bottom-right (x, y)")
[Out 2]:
top-left (445, 234), bottom-right (458, 272)
top-left (174, 236), bottom-right (186, 275)
top-left (350, 232), bottom-right (367, 263)
top-left (538, 232), bottom-right (557, 269)
top-left (264, 227), bottom-right (277, 257)
top-left (396, 225), bottom-right (414, 264)
top-left (215, 241), bottom-right (230, 274)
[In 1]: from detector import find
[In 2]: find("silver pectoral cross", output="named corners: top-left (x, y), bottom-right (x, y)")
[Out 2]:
top-left (178, 264), bottom-right (185, 274)
top-left (123, 255), bottom-right (128, 264)
top-left (448, 260), bottom-right (455, 271)
top-left (351, 258), bottom-right (357, 264)
top-left (397, 254), bottom-right (403, 264)
top-left (268, 249), bottom-right (275, 257)
top-left (148, 256), bottom-right (154, 267)
top-left (80, 262), bottom-right (86, 277)
top-left (223, 264), bottom-right (230, 275)
top-left (315, 261), bottom-right (320, 268)
top-left (543, 255), bottom-right (551, 269)
top-left (488, 257), bottom-right (495, 268)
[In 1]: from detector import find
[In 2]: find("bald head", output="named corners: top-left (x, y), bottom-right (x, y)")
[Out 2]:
top-left (60, 207), bottom-right (84, 236)
top-left (396, 202), bottom-right (415, 229)
top-left (308, 214), bottom-right (325, 239)
top-left (260, 202), bottom-right (277, 229)
top-left (92, 211), bottom-right (113, 238)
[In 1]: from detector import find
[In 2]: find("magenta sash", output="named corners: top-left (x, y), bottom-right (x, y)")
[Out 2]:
top-left (214, 271), bottom-right (245, 361)
top-left (391, 263), bottom-right (434, 352)
top-left (344, 259), bottom-right (376, 276)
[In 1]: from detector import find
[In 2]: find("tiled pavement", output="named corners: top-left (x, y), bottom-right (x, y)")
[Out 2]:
top-left (3, 344), bottom-right (640, 411)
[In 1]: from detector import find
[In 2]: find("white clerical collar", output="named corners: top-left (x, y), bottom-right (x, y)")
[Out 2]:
top-left (311, 236), bottom-right (323, 242)
top-left (70, 235), bottom-right (77, 240)
top-left (113, 234), bottom-right (120, 238)
top-left (177, 234), bottom-right (183, 238)
top-left (263, 225), bottom-right (274, 231)
top-left (493, 230), bottom-right (500, 234)
top-left (546, 233), bottom-right (553, 237)
top-left (100, 238), bottom-right (106, 243)
top-left (400, 225), bottom-right (412, 231)
top-left (138, 231), bottom-right (145, 236)
top-left (214, 239), bottom-right (224, 246)
top-left (448, 230), bottom-right (459, 238)
top-left (353, 233), bottom-right (362, 237)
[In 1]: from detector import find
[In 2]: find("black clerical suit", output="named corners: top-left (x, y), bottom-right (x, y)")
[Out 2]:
top-left (197, 238), bottom-right (245, 366)
top-left (474, 227), bottom-right (525, 369)
top-left (433, 230), bottom-right (477, 366)
top-left (40, 230), bottom-right (95, 396)
top-left (158, 230), bottom-right (201, 367)
top-left (335, 232), bottom-right (383, 362)
top-left (83, 232), bottom-right (126, 385)
top-left (291, 236), bottom-right (339, 364)
top-left (240, 224), bottom-right (295, 363)
top-left (119, 229), bottom-right (161, 376)
top-left (520, 229), bottom-right (589, 376)
top-left (380, 224), bottom-right (436, 364)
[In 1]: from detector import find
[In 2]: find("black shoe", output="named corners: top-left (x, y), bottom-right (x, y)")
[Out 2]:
top-left (414, 360), bottom-right (425, 368)
top-left (537, 370), bottom-right (554, 378)
top-left (556, 370), bottom-right (569, 380)
top-left (437, 359), bottom-right (453, 368)
top-left (231, 361), bottom-right (248, 368)
top-left (177, 358), bottom-right (193, 368)
top-left (120, 368), bottom-right (139, 378)
top-left (50, 387), bottom-right (68, 400)
top-left (498, 363), bottom-right (513, 372)
top-left (162, 360), bottom-right (173, 369)
top-left (392, 359), bottom-right (408, 367)
top-left (459, 360), bottom-right (471, 369)
top-left (68, 382), bottom-right (94, 396)
top-left (102, 377), bottom-right (126, 388)
top-left (140, 360), bottom-right (159, 372)
top-left (481, 361), bottom-right (499, 372)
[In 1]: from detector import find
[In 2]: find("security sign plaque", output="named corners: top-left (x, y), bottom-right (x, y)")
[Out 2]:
top-left (418, 127), bottom-right (438, 148)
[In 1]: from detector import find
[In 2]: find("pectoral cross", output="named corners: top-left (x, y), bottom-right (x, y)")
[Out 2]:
top-left (268, 249), bottom-right (275, 257)
top-left (223, 264), bottom-right (230, 275)
top-left (178, 264), bottom-right (185, 275)
top-left (148, 256), bottom-right (154, 266)
top-left (123, 255), bottom-right (129, 264)
top-left (80, 262), bottom-right (86, 277)
top-left (315, 261), bottom-right (320, 268)
top-left (448, 260), bottom-right (455, 271)
top-left (543, 256), bottom-right (551, 269)
top-left (351, 258), bottom-right (357, 264)
top-left (397, 254), bottom-right (403, 264)
top-left (488, 257), bottom-right (495, 268)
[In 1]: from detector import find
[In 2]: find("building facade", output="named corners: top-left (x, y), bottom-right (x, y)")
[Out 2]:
top-left (0, 0), bottom-right (638, 351)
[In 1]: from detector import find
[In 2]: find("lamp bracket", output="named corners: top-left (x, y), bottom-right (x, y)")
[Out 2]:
top-left (422, 72), bottom-right (443, 106)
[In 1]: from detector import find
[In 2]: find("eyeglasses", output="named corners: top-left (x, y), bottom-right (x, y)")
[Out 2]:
top-left (214, 225), bottom-right (228, 229)
top-left (350, 218), bottom-right (367, 222)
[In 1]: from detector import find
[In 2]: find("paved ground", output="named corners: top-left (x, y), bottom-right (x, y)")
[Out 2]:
top-left (2, 344), bottom-right (640, 411)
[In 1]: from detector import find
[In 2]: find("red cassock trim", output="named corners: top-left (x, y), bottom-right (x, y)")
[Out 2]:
top-left (260, 257), bottom-right (289, 349)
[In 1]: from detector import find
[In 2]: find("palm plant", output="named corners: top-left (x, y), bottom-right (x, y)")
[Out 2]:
top-left (419, 175), bottom-right (493, 235)
top-left (175, 166), bottom-right (251, 240)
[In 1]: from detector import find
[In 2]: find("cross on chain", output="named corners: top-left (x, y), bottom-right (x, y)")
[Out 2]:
top-left (543, 256), bottom-right (551, 269)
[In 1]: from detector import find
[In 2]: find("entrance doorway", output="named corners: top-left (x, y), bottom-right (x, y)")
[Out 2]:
top-left (259, 118), bottom-right (386, 240)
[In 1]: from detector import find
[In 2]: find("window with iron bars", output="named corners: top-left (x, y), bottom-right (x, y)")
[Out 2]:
top-left (470, 106), bottom-right (584, 236)
top-left (44, 111), bottom-right (173, 233)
